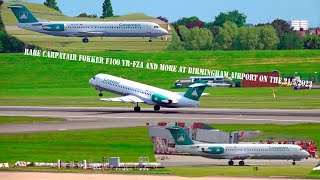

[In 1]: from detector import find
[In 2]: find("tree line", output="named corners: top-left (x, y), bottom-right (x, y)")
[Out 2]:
top-left (168, 10), bottom-right (320, 51)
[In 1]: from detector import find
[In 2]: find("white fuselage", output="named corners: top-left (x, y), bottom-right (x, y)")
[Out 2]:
top-left (177, 143), bottom-right (310, 161)
top-left (18, 21), bottom-right (168, 38)
top-left (89, 74), bottom-right (199, 107)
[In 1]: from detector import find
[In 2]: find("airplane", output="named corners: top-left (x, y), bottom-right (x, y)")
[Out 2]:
top-left (89, 73), bottom-right (209, 112)
top-left (8, 4), bottom-right (168, 43)
top-left (166, 126), bottom-right (310, 166)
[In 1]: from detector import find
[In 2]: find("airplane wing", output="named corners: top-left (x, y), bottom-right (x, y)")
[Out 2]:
top-left (77, 31), bottom-right (104, 36)
top-left (222, 153), bottom-right (259, 160)
top-left (100, 95), bottom-right (145, 104)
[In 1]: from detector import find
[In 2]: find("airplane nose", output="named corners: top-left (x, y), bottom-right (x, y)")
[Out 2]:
top-left (89, 78), bottom-right (95, 86)
top-left (305, 151), bottom-right (310, 157)
top-left (162, 29), bottom-right (169, 35)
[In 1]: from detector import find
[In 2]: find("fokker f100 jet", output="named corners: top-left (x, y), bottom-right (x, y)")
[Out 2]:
top-left (89, 73), bottom-right (209, 112)
top-left (166, 126), bottom-right (310, 166)
top-left (8, 4), bottom-right (168, 43)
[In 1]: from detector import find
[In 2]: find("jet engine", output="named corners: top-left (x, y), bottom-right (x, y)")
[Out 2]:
top-left (151, 94), bottom-right (172, 104)
top-left (42, 24), bottom-right (65, 31)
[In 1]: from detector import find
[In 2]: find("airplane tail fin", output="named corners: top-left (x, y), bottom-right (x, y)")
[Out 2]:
top-left (8, 4), bottom-right (39, 23)
top-left (165, 126), bottom-right (194, 145)
top-left (183, 81), bottom-right (209, 101)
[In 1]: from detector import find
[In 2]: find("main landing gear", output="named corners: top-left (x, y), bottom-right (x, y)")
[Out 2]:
top-left (149, 38), bottom-right (152, 42)
top-left (134, 103), bottom-right (141, 112)
top-left (228, 160), bottom-right (234, 166)
top-left (228, 160), bottom-right (245, 166)
top-left (99, 92), bottom-right (103, 97)
top-left (82, 37), bottom-right (89, 43)
top-left (239, 160), bottom-right (245, 166)
top-left (154, 105), bottom-right (160, 111)
top-left (292, 161), bottom-right (296, 165)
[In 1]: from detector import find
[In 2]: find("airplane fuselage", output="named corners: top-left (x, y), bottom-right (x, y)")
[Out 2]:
top-left (18, 21), bottom-right (168, 38)
top-left (177, 143), bottom-right (309, 161)
top-left (89, 73), bottom-right (200, 108)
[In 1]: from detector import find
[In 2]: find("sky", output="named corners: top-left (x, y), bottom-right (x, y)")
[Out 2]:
top-left (7, 0), bottom-right (320, 27)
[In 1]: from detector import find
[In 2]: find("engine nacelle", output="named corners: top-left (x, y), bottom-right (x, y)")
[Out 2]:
top-left (201, 146), bottom-right (225, 154)
top-left (42, 24), bottom-right (65, 31)
top-left (151, 94), bottom-right (172, 104)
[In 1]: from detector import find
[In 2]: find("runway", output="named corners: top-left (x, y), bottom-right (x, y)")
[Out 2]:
top-left (0, 106), bottom-right (320, 134)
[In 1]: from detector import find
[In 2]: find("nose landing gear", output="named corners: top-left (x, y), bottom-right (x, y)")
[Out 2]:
top-left (82, 37), bottom-right (89, 43)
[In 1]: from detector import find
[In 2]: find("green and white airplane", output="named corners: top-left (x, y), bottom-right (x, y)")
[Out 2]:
top-left (8, 4), bottom-right (168, 43)
top-left (166, 126), bottom-right (310, 166)
top-left (89, 73), bottom-right (209, 112)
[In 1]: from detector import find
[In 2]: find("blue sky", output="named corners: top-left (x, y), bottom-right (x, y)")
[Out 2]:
top-left (8, 0), bottom-right (320, 27)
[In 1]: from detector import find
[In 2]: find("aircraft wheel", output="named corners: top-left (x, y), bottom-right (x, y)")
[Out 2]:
top-left (228, 160), bottom-right (234, 166)
top-left (83, 37), bottom-right (89, 43)
top-left (239, 161), bottom-right (245, 166)
top-left (149, 39), bottom-right (152, 42)
top-left (154, 105), bottom-right (160, 111)
top-left (134, 106), bottom-right (141, 112)
top-left (99, 93), bottom-right (103, 97)
top-left (292, 161), bottom-right (296, 165)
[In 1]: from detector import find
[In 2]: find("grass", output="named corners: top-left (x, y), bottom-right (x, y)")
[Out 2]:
top-left (0, 116), bottom-right (64, 124)
top-left (2, 2), bottom-right (154, 26)
top-left (13, 36), bottom-right (170, 52)
top-left (0, 51), bottom-right (320, 108)
top-left (0, 167), bottom-right (170, 175)
top-left (167, 166), bottom-right (313, 178)
top-left (0, 127), bottom-right (155, 165)
top-left (308, 170), bottom-right (320, 178)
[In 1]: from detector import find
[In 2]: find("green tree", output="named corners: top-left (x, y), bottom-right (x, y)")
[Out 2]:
top-left (271, 19), bottom-right (294, 42)
top-left (167, 30), bottom-right (184, 51)
top-left (101, 0), bottom-right (114, 18)
top-left (179, 26), bottom-right (213, 50)
top-left (304, 35), bottom-right (320, 49)
top-left (214, 21), bottom-right (239, 50)
top-left (278, 32), bottom-right (303, 50)
top-left (213, 10), bottom-right (247, 27)
top-left (0, 40), bottom-right (3, 53)
top-left (175, 16), bottom-right (200, 26)
top-left (257, 25), bottom-right (279, 50)
top-left (235, 27), bottom-right (259, 50)
top-left (44, 0), bottom-right (61, 13)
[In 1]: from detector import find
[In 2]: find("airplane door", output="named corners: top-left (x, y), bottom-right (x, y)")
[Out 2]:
top-left (147, 25), bottom-right (152, 36)
top-left (293, 148), bottom-right (297, 156)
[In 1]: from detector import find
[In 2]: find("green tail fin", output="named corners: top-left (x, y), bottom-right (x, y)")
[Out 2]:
top-left (8, 4), bottom-right (38, 23)
top-left (183, 81), bottom-right (209, 101)
top-left (166, 126), bottom-right (194, 145)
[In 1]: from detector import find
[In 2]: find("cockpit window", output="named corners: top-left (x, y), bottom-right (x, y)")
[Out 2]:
top-left (93, 76), bottom-right (96, 80)
top-left (300, 148), bottom-right (304, 151)
top-left (154, 26), bottom-right (160, 28)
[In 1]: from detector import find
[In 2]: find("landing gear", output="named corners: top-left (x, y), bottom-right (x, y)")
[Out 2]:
top-left (99, 92), bottom-right (103, 97)
top-left (292, 161), bottom-right (296, 166)
top-left (239, 161), bottom-right (245, 166)
top-left (134, 103), bottom-right (141, 112)
top-left (228, 160), bottom-right (234, 166)
top-left (153, 105), bottom-right (160, 111)
top-left (149, 38), bottom-right (152, 42)
top-left (82, 37), bottom-right (89, 43)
